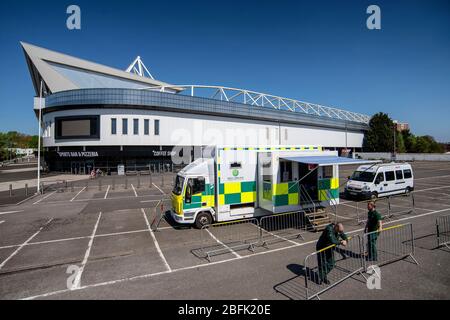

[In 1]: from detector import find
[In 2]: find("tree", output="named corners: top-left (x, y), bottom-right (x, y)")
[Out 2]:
top-left (396, 131), bottom-right (406, 153)
top-left (363, 112), bottom-right (395, 152)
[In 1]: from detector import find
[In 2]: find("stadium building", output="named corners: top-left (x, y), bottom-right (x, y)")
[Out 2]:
top-left (22, 42), bottom-right (371, 174)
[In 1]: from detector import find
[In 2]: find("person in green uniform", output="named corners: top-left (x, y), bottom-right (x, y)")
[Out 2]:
top-left (365, 201), bottom-right (383, 261)
top-left (316, 223), bottom-right (348, 285)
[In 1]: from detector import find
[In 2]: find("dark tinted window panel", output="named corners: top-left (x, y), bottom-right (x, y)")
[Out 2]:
top-left (154, 119), bottom-right (160, 135)
top-left (111, 118), bottom-right (117, 134)
top-left (122, 119), bottom-right (128, 135)
top-left (396, 170), bottom-right (403, 180)
top-left (403, 169), bottom-right (412, 179)
top-left (385, 171), bottom-right (395, 181)
top-left (144, 119), bottom-right (149, 135)
top-left (133, 119), bottom-right (139, 135)
top-left (55, 116), bottom-right (100, 140)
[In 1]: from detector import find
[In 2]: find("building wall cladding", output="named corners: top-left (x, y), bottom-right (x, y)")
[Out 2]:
top-left (41, 89), bottom-right (366, 149)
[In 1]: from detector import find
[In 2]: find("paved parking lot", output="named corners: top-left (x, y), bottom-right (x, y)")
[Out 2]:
top-left (0, 162), bottom-right (449, 300)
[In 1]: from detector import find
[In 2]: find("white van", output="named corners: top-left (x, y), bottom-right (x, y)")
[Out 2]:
top-left (345, 162), bottom-right (414, 199)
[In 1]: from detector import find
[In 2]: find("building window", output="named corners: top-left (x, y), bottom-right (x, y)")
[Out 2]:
top-left (144, 119), bottom-right (149, 135)
top-left (122, 119), bottom-right (128, 135)
top-left (133, 119), bottom-right (139, 135)
top-left (154, 119), bottom-right (160, 135)
top-left (111, 118), bottom-right (117, 135)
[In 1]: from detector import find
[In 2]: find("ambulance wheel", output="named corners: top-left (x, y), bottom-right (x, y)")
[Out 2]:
top-left (370, 192), bottom-right (378, 200)
top-left (195, 212), bottom-right (212, 229)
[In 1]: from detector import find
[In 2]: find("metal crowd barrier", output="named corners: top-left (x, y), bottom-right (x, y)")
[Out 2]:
top-left (150, 197), bottom-right (169, 232)
top-left (436, 214), bottom-right (450, 249)
top-left (355, 197), bottom-right (390, 225)
top-left (355, 193), bottom-right (415, 225)
top-left (362, 223), bottom-right (418, 271)
top-left (304, 235), bottom-right (365, 300)
top-left (200, 218), bottom-right (260, 262)
top-left (259, 211), bottom-right (308, 246)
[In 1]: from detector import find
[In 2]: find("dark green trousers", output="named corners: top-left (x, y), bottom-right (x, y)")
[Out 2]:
top-left (367, 233), bottom-right (378, 261)
top-left (317, 249), bottom-right (335, 282)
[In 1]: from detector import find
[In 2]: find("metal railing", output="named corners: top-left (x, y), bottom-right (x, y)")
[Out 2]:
top-left (355, 193), bottom-right (415, 225)
top-left (150, 197), bottom-right (170, 231)
top-left (436, 214), bottom-right (450, 249)
top-left (259, 211), bottom-right (308, 246)
top-left (199, 218), bottom-right (260, 262)
top-left (140, 85), bottom-right (370, 124)
top-left (362, 223), bottom-right (418, 271)
top-left (304, 235), bottom-right (365, 300)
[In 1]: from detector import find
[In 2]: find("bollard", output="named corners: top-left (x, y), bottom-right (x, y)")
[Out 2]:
top-left (71, 182), bottom-right (75, 192)
top-left (161, 173), bottom-right (165, 187)
top-left (86, 180), bottom-right (89, 191)
top-left (9, 184), bottom-right (12, 197)
top-left (98, 178), bottom-right (102, 191)
top-left (124, 177), bottom-right (128, 189)
top-left (41, 182), bottom-right (45, 194)
top-left (25, 183), bottom-right (28, 196)
top-left (65, 180), bottom-right (68, 190)
top-left (137, 172), bottom-right (141, 189)
top-left (149, 173), bottom-right (153, 188)
top-left (112, 176), bottom-right (115, 190)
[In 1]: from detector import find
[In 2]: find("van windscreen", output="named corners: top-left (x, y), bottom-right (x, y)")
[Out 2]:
top-left (350, 171), bottom-right (376, 182)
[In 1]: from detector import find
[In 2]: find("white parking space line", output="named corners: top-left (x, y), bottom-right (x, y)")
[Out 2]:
top-left (340, 202), bottom-right (358, 210)
top-left (205, 228), bottom-right (241, 259)
top-left (131, 184), bottom-right (138, 197)
top-left (152, 183), bottom-right (165, 195)
top-left (140, 199), bottom-right (163, 204)
top-left (414, 185), bottom-right (450, 193)
top-left (71, 186), bottom-right (86, 202)
top-left (104, 185), bottom-right (110, 199)
top-left (32, 191), bottom-right (57, 205)
top-left (73, 212), bottom-right (102, 289)
top-left (23, 206), bottom-right (450, 301)
top-left (0, 220), bottom-right (4, 225)
top-left (141, 208), bottom-right (172, 271)
top-left (0, 228), bottom-right (154, 251)
top-left (0, 218), bottom-right (53, 270)
top-left (0, 210), bottom-right (24, 216)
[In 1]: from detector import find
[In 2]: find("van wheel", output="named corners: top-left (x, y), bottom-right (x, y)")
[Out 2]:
top-left (371, 192), bottom-right (378, 200)
top-left (405, 187), bottom-right (411, 195)
top-left (195, 212), bottom-right (212, 229)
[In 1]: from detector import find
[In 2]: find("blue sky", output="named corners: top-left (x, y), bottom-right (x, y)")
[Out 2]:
top-left (0, 0), bottom-right (449, 141)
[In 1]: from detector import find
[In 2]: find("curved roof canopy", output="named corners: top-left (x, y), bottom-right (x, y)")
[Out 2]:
top-left (21, 42), bottom-right (176, 96)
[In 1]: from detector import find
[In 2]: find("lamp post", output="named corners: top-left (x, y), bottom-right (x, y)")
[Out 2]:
top-left (37, 80), bottom-right (43, 194)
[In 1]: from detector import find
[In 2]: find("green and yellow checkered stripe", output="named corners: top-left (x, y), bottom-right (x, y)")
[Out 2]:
top-left (318, 178), bottom-right (339, 201)
top-left (273, 182), bottom-right (300, 206)
top-left (218, 181), bottom-right (256, 205)
top-left (262, 181), bottom-right (300, 207)
top-left (183, 183), bottom-right (215, 210)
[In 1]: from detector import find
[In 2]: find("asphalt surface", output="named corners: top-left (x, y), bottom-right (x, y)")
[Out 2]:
top-left (0, 161), bottom-right (449, 300)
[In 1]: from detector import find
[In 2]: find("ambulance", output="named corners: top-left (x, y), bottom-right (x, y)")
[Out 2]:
top-left (170, 145), bottom-right (378, 228)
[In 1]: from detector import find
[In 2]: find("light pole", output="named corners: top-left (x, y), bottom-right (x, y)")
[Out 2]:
top-left (37, 80), bottom-right (43, 194)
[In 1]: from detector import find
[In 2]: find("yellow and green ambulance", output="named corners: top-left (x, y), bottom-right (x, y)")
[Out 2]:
top-left (170, 145), bottom-right (375, 228)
